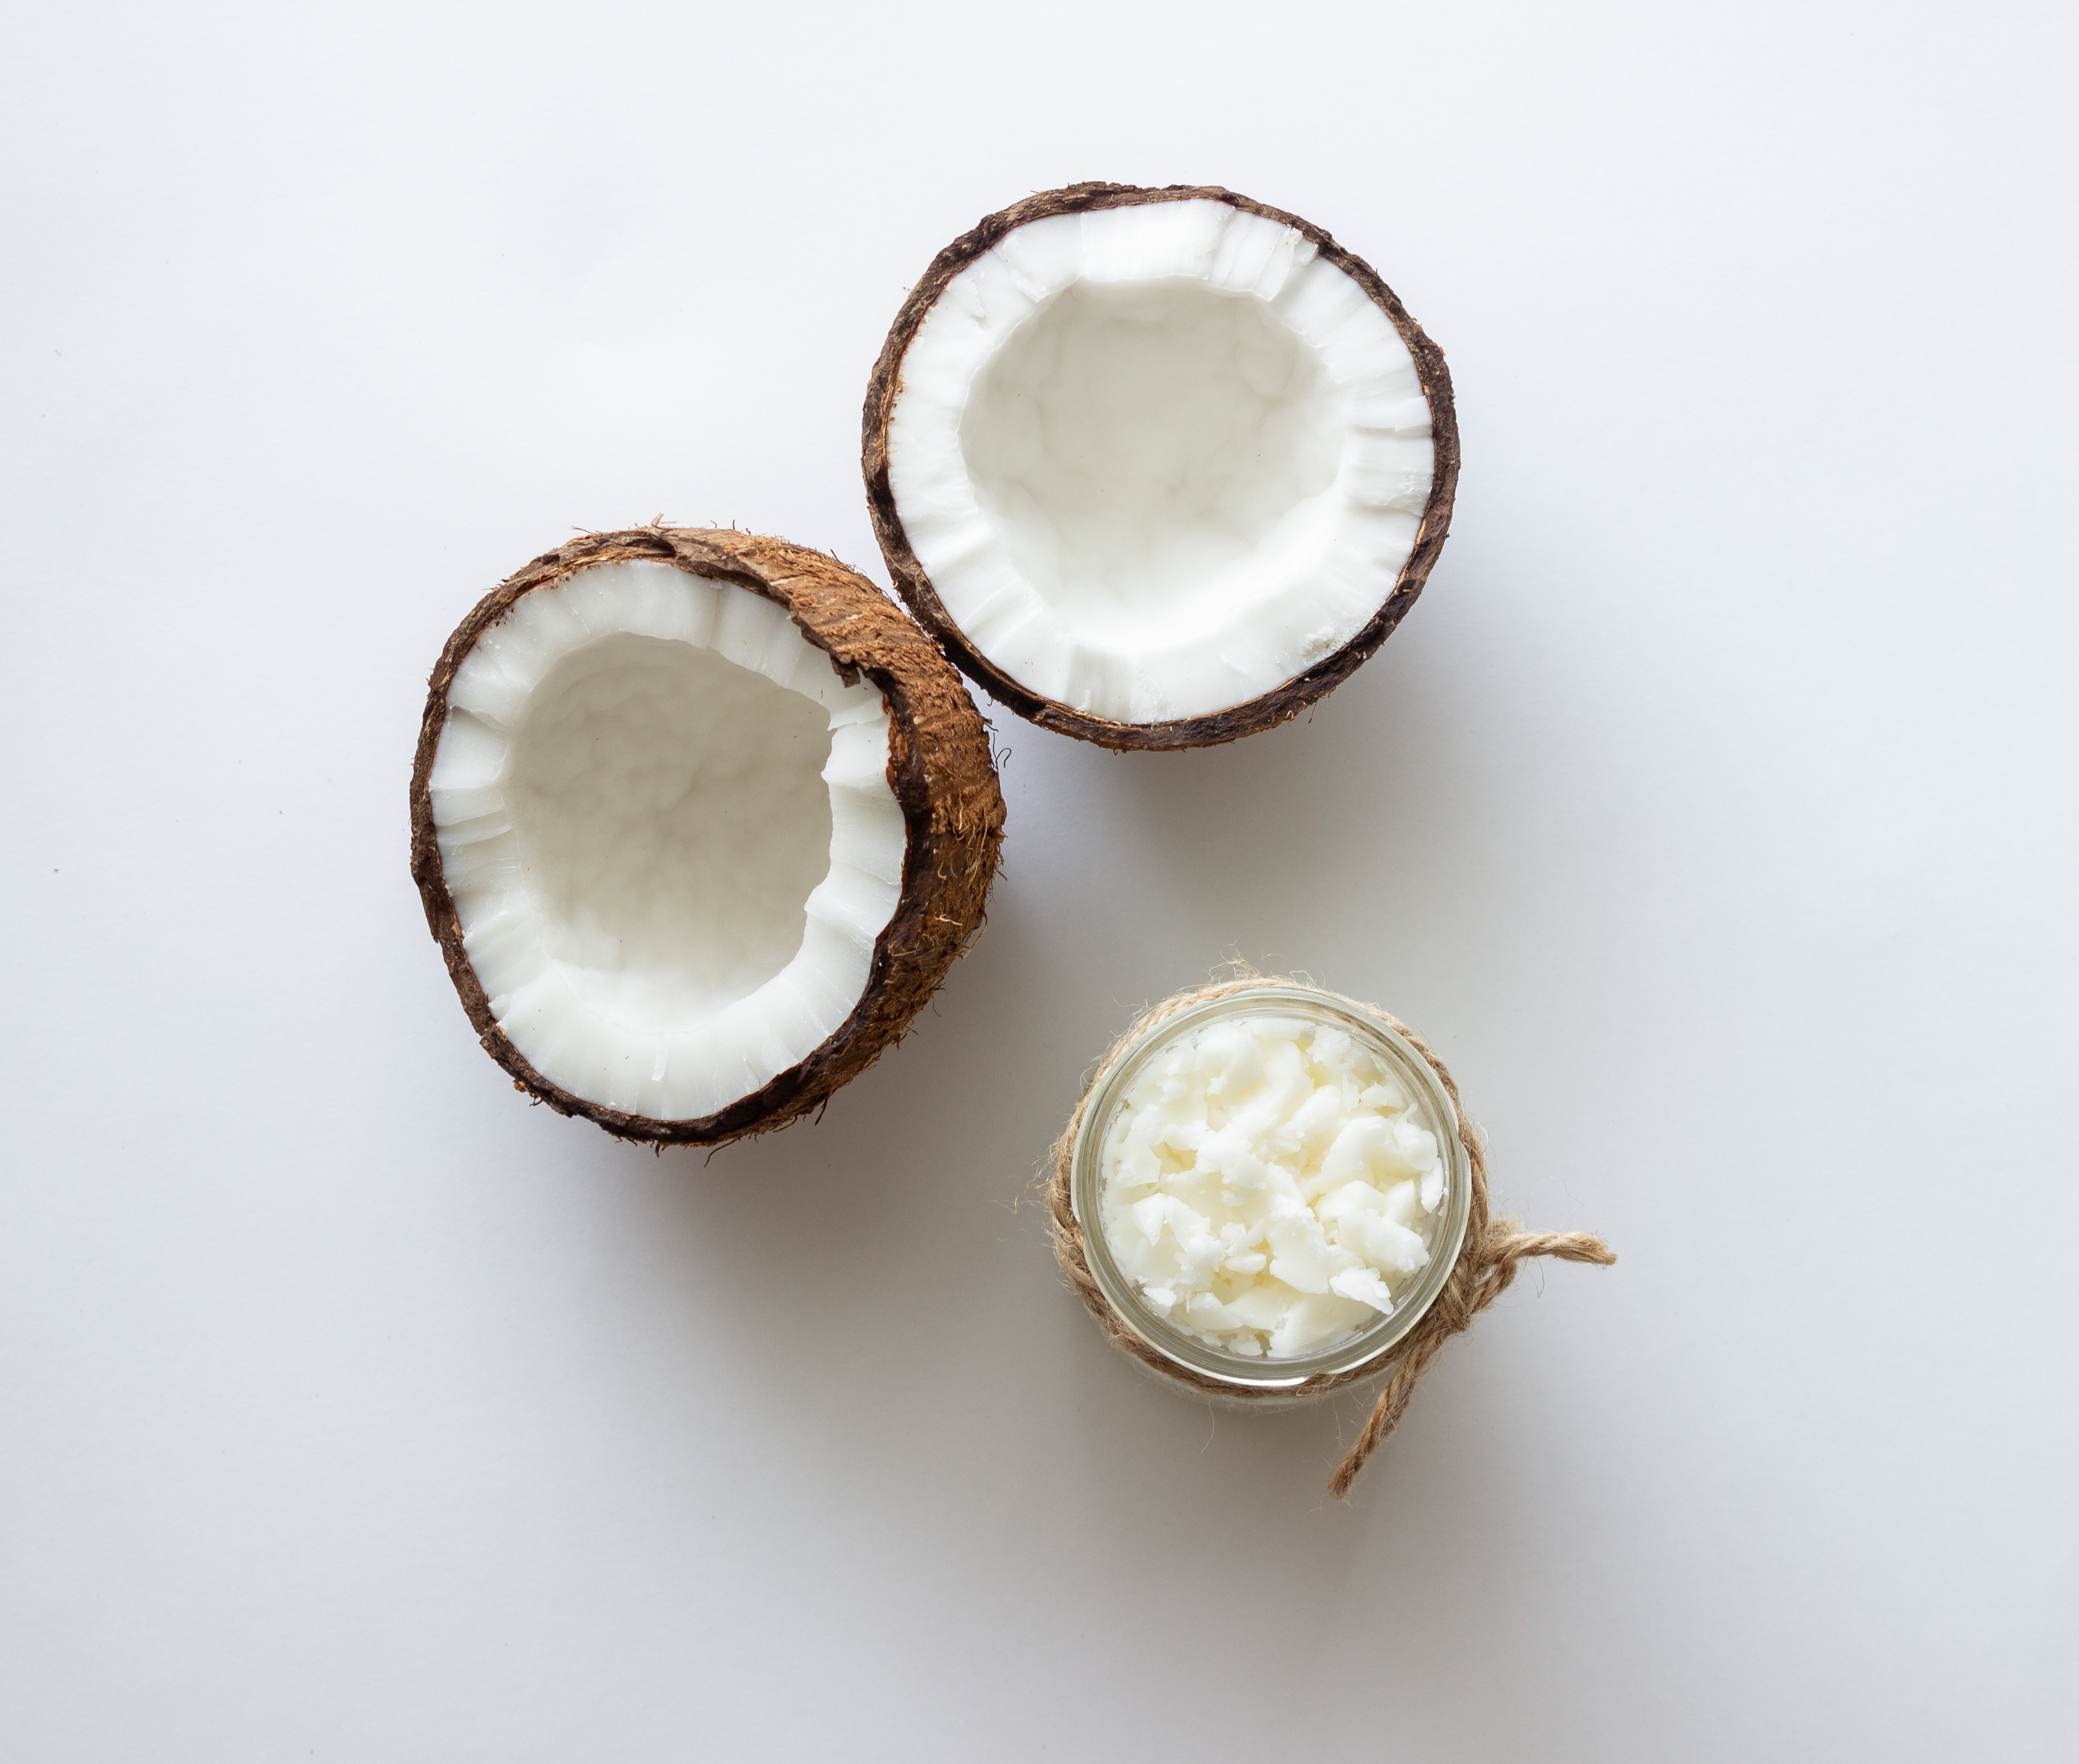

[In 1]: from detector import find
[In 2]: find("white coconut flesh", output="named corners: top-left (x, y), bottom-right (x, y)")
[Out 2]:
top-left (887, 200), bottom-right (1435, 724)
top-left (426, 560), bottom-right (908, 1121)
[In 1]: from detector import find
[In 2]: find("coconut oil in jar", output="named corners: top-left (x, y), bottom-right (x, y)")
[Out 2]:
top-left (1070, 986), bottom-right (1472, 1394)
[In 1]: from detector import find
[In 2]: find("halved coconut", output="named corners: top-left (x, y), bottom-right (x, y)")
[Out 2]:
top-left (409, 527), bottom-right (1005, 1146)
top-left (863, 182), bottom-right (1458, 749)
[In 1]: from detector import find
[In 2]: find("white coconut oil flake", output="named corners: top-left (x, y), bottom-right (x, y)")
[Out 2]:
top-left (1096, 1013), bottom-right (1448, 1360)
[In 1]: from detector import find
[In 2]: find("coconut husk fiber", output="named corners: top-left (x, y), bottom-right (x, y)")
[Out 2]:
top-left (410, 525), bottom-right (1006, 1148)
top-left (1047, 976), bottom-right (1615, 1499)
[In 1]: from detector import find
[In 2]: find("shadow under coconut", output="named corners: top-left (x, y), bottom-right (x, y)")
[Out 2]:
top-left (1113, 659), bottom-right (1494, 944)
top-left (992, 603), bottom-right (1531, 1032)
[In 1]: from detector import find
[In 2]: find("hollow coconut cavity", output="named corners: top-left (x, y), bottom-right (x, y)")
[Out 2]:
top-left (864, 183), bottom-right (1458, 749)
top-left (410, 528), bottom-right (1005, 1145)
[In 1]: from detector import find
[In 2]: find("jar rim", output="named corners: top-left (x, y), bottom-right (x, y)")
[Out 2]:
top-left (1069, 984), bottom-right (1474, 1389)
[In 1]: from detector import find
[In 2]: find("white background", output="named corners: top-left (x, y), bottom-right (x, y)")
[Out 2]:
top-left (3, 2), bottom-right (2074, 1756)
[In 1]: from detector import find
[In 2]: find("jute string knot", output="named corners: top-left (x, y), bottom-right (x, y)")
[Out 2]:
top-left (1046, 976), bottom-right (1615, 1499)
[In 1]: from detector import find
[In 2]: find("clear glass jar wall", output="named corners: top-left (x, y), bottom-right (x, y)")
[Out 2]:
top-left (1069, 985), bottom-right (1473, 1392)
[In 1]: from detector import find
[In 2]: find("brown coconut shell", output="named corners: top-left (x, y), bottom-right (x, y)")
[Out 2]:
top-left (408, 527), bottom-right (1006, 1147)
top-left (863, 181), bottom-right (1460, 751)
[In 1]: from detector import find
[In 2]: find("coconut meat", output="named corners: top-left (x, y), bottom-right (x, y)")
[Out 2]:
top-left (886, 200), bottom-right (1435, 725)
top-left (427, 561), bottom-right (908, 1122)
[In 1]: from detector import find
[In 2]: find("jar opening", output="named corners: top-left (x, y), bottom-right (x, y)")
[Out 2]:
top-left (1069, 987), bottom-right (1472, 1389)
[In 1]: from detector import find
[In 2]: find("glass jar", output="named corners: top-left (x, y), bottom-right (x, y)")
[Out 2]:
top-left (1068, 984), bottom-right (1473, 1400)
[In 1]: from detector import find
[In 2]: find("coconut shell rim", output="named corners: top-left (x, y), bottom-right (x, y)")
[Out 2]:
top-left (861, 180), bottom-right (1460, 752)
top-left (407, 527), bottom-right (1005, 1147)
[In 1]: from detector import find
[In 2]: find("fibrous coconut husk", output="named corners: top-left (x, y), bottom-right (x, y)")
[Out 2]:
top-left (408, 527), bottom-right (1006, 1147)
top-left (863, 182), bottom-right (1460, 751)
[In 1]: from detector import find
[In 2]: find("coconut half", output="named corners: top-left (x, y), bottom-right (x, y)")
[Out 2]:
top-left (409, 527), bottom-right (1004, 1145)
top-left (863, 182), bottom-right (1458, 749)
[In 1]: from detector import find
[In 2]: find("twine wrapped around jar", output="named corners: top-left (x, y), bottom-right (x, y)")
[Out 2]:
top-left (1046, 976), bottom-right (1616, 1499)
